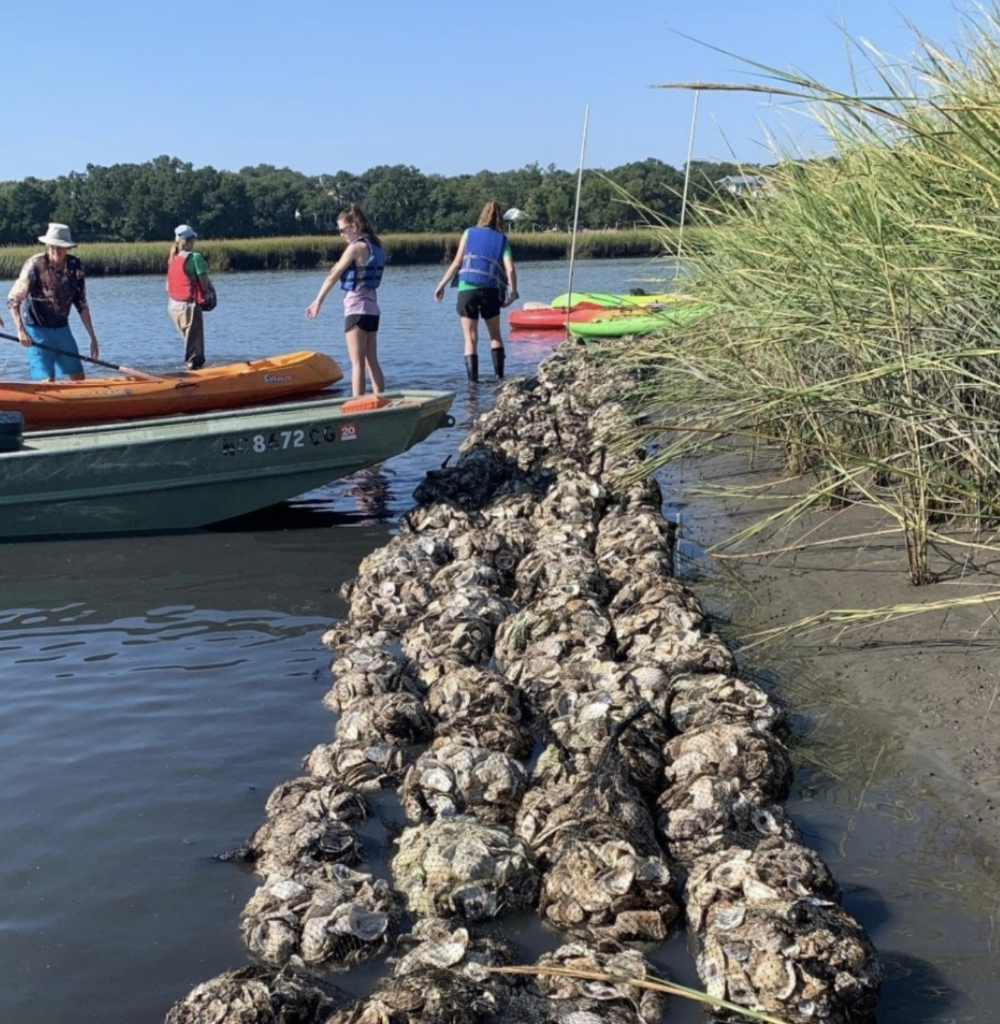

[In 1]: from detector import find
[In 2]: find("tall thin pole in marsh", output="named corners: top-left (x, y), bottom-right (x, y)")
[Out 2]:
top-left (677, 87), bottom-right (700, 258)
top-left (566, 103), bottom-right (591, 314)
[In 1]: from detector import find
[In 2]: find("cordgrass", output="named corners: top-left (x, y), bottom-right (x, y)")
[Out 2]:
top-left (593, 5), bottom-right (1000, 591)
top-left (0, 228), bottom-right (682, 279)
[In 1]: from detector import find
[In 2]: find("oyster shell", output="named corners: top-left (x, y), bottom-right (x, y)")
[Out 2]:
top-left (241, 863), bottom-right (401, 970)
top-left (303, 739), bottom-right (409, 791)
top-left (392, 816), bottom-right (539, 921)
top-left (399, 738), bottom-right (528, 825)
top-left (540, 837), bottom-right (679, 944)
top-left (164, 964), bottom-right (344, 1024)
top-left (334, 691), bottom-right (434, 745)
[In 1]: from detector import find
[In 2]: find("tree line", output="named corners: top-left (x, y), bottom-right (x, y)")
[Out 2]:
top-left (0, 155), bottom-right (758, 244)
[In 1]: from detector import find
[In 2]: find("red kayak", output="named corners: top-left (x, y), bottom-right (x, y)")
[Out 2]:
top-left (509, 305), bottom-right (606, 330)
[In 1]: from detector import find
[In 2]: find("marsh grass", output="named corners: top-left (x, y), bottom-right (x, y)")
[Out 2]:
top-left (597, 5), bottom-right (1000, 596)
top-left (0, 229), bottom-right (673, 279)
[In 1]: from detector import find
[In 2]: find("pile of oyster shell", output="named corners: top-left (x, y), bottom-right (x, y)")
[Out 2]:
top-left (164, 341), bottom-right (881, 1024)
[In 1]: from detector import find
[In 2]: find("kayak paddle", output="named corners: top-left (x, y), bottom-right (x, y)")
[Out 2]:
top-left (0, 331), bottom-right (163, 381)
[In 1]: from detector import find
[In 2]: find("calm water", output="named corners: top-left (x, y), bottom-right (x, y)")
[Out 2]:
top-left (0, 258), bottom-right (995, 1022)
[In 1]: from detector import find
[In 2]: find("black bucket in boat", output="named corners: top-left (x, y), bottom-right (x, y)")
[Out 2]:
top-left (0, 410), bottom-right (25, 452)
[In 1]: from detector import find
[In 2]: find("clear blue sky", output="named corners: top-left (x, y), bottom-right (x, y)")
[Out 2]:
top-left (3, 0), bottom-right (981, 181)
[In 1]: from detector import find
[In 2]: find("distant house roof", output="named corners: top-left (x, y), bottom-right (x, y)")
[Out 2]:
top-left (715, 174), bottom-right (767, 194)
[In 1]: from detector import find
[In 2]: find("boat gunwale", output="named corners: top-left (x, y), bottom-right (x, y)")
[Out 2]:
top-left (11, 389), bottom-right (455, 445)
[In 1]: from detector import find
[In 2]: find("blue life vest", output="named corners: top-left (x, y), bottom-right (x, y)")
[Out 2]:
top-left (458, 227), bottom-right (507, 292)
top-left (340, 238), bottom-right (386, 291)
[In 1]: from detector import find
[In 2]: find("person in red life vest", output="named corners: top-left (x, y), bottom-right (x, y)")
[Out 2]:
top-left (305, 204), bottom-right (386, 397)
top-left (433, 200), bottom-right (519, 383)
top-left (166, 224), bottom-right (215, 370)
top-left (7, 223), bottom-right (100, 381)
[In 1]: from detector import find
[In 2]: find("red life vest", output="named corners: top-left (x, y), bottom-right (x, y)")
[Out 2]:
top-left (167, 252), bottom-right (205, 304)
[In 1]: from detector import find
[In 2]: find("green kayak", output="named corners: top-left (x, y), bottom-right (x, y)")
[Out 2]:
top-left (568, 303), bottom-right (709, 339)
top-left (550, 291), bottom-right (682, 309)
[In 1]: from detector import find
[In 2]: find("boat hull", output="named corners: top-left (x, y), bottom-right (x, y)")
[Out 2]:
top-left (0, 390), bottom-right (454, 539)
top-left (0, 350), bottom-right (344, 429)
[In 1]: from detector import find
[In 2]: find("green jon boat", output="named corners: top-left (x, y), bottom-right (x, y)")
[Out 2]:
top-left (0, 389), bottom-right (455, 539)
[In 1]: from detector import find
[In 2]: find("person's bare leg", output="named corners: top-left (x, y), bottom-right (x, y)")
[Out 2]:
top-left (345, 329), bottom-right (366, 396)
top-left (484, 314), bottom-right (505, 378)
top-left (460, 317), bottom-right (479, 356)
top-left (362, 331), bottom-right (384, 394)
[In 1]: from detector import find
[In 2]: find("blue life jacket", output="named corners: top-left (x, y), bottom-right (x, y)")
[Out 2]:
top-left (458, 227), bottom-right (508, 293)
top-left (340, 238), bottom-right (386, 291)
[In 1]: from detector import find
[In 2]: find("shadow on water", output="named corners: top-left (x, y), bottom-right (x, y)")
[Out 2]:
top-left (215, 466), bottom-right (399, 532)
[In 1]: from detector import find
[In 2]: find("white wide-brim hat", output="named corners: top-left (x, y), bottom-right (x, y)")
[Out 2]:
top-left (38, 223), bottom-right (77, 248)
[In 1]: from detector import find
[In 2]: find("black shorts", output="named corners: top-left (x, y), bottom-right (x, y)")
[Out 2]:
top-left (345, 314), bottom-right (380, 332)
top-left (456, 288), bottom-right (502, 321)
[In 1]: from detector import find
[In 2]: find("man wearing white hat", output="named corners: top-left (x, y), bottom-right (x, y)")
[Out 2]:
top-left (7, 223), bottom-right (100, 381)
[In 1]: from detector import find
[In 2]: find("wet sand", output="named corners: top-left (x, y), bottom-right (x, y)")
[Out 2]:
top-left (670, 447), bottom-right (1000, 856)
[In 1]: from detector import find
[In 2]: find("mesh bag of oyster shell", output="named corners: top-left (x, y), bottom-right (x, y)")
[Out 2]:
top-left (392, 815), bottom-right (539, 921)
top-left (668, 672), bottom-right (786, 735)
top-left (341, 537), bottom-right (443, 633)
top-left (400, 501), bottom-right (481, 538)
top-left (325, 920), bottom-right (521, 1024)
top-left (334, 690), bottom-right (435, 745)
top-left (516, 706), bottom-right (682, 946)
top-left (519, 713), bottom-right (651, 847)
top-left (493, 595), bottom-right (616, 678)
top-left (164, 963), bottom-right (346, 1024)
top-left (656, 723), bottom-right (795, 864)
top-left (241, 863), bottom-right (403, 970)
top-left (217, 776), bottom-right (369, 877)
top-left (400, 737), bottom-right (528, 826)
top-left (539, 836), bottom-right (679, 944)
top-left (532, 469), bottom-right (609, 528)
top-left (515, 545), bottom-right (611, 604)
top-left (546, 689), bottom-right (670, 794)
top-left (594, 506), bottom-right (677, 586)
top-left (424, 662), bottom-right (525, 724)
top-left (421, 660), bottom-right (534, 759)
top-left (412, 444), bottom-right (516, 508)
top-left (685, 840), bottom-right (883, 1023)
top-left (503, 940), bottom-right (667, 1024)
top-left (303, 737), bottom-right (410, 790)
top-left (323, 642), bottom-right (421, 715)
top-left (402, 610), bottom-right (497, 672)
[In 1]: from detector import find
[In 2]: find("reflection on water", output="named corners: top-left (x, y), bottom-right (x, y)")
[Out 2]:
top-left (344, 467), bottom-right (394, 524)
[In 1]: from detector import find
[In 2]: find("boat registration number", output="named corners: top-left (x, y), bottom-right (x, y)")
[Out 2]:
top-left (221, 423), bottom-right (358, 456)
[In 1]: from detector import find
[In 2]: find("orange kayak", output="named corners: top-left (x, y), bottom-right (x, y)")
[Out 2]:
top-left (1, 350), bottom-right (344, 429)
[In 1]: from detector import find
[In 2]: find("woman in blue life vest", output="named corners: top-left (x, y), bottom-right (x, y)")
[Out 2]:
top-left (433, 200), bottom-right (519, 383)
top-left (306, 204), bottom-right (386, 397)
top-left (166, 224), bottom-right (215, 370)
